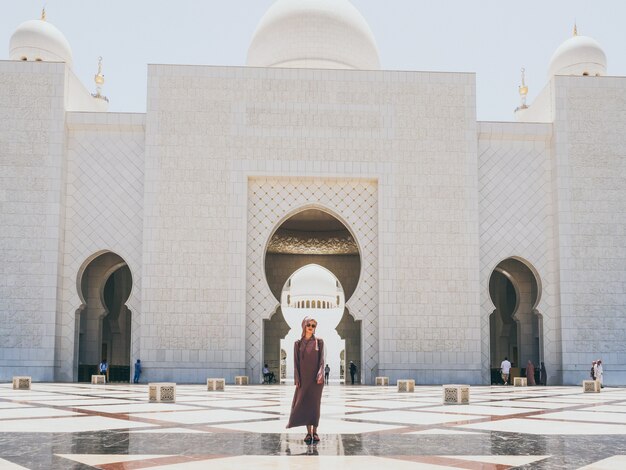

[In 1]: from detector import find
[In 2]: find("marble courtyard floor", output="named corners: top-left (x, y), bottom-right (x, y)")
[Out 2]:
top-left (1, 383), bottom-right (626, 469)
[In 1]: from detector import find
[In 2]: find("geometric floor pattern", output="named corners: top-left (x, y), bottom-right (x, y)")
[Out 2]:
top-left (1, 383), bottom-right (626, 469)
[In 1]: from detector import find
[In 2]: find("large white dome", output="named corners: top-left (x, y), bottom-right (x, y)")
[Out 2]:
top-left (9, 17), bottom-right (73, 67)
top-left (548, 33), bottom-right (606, 78)
top-left (247, 0), bottom-right (380, 70)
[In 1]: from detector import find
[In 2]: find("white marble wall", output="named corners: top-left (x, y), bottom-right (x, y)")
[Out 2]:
top-left (143, 65), bottom-right (480, 384)
top-left (3, 61), bottom-right (625, 385)
top-left (0, 61), bottom-right (66, 381)
top-left (553, 76), bottom-right (626, 385)
top-left (377, 72), bottom-right (481, 384)
top-left (142, 66), bottom-right (249, 382)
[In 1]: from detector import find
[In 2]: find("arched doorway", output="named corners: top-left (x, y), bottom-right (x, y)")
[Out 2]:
top-left (278, 264), bottom-right (346, 383)
top-left (489, 257), bottom-right (542, 383)
top-left (263, 209), bottom-right (362, 384)
top-left (76, 252), bottom-right (133, 382)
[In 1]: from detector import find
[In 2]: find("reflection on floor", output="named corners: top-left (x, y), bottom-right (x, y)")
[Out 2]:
top-left (1, 383), bottom-right (626, 469)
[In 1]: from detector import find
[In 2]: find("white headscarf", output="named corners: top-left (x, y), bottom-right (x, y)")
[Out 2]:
top-left (300, 316), bottom-right (319, 351)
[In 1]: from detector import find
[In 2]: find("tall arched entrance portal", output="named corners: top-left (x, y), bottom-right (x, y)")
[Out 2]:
top-left (489, 257), bottom-right (543, 383)
top-left (264, 209), bottom-right (362, 384)
top-left (75, 252), bottom-right (133, 382)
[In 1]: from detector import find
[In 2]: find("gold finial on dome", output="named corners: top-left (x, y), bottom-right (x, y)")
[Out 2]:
top-left (41, 7), bottom-right (46, 21)
top-left (92, 56), bottom-right (108, 102)
top-left (516, 68), bottom-right (529, 111)
top-left (95, 56), bottom-right (105, 86)
top-left (519, 68), bottom-right (528, 96)
top-left (573, 23), bottom-right (578, 36)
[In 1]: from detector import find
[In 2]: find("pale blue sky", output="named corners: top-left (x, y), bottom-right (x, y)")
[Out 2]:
top-left (2, 1), bottom-right (624, 121)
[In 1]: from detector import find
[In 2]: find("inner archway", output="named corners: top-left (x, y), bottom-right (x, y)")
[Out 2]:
top-left (489, 258), bottom-right (542, 383)
top-left (263, 208), bottom-right (362, 384)
top-left (280, 264), bottom-right (346, 384)
top-left (76, 252), bottom-right (133, 382)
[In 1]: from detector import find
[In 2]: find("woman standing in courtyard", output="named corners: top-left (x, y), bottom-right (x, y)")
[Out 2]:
top-left (287, 316), bottom-right (325, 444)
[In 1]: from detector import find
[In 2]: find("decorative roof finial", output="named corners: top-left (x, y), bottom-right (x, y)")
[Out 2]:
top-left (516, 68), bottom-right (529, 111)
top-left (41, 7), bottom-right (46, 21)
top-left (92, 56), bottom-right (109, 102)
top-left (95, 57), bottom-right (104, 86)
top-left (573, 22), bottom-right (578, 36)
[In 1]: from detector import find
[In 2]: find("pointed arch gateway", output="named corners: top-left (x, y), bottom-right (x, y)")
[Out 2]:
top-left (489, 257), bottom-right (543, 384)
top-left (75, 251), bottom-right (133, 382)
top-left (247, 178), bottom-right (378, 384)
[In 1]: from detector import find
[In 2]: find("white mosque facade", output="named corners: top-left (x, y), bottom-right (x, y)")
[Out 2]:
top-left (1, 1), bottom-right (625, 386)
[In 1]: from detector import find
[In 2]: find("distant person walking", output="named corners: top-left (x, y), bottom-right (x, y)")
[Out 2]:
top-left (349, 361), bottom-right (357, 385)
top-left (133, 359), bottom-right (142, 383)
top-left (324, 364), bottom-right (330, 384)
top-left (591, 360), bottom-right (597, 380)
top-left (99, 359), bottom-right (108, 383)
top-left (526, 360), bottom-right (536, 386)
top-left (540, 362), bottom-right (547, 386)
top-left (595, 360), bottom-right (604, 388)
top-left (500, 357), bottom-right (511, 385)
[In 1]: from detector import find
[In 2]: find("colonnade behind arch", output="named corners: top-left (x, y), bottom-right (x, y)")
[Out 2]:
top-left (75, 252), bottom-right (133, 382)
top-left (489, 258), bottom-right (543, 383)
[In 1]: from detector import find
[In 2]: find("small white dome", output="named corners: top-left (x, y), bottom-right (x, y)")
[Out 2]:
top-left (247, 0), bottom-right (380, 70)
top-left (290, 265), bottom-right (339, 299)
top-left (10, 18), bottom-right (73, 67)
top-left (548, 34), bottom-right (606, 78)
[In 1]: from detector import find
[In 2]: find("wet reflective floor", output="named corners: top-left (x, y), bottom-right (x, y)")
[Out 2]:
top-left (1, 383), bottom-right (625, 469)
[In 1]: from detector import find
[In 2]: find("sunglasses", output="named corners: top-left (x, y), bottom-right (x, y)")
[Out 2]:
top-left (306, 323), bottom-right (317, 328)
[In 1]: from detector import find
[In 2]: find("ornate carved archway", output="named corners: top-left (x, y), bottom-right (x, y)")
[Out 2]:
top-left (246, 177), bottom-right (378, 383)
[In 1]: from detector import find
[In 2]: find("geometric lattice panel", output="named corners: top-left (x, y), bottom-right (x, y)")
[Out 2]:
top-left (12, 376), bottom-right (31, 390)
top-left (583, 380), bottom-right (600, 393)
top-left (478, 128), bottom-right (557, 383)
top-left (375, 376), bottom-right (389, 386)
top-left (443, 384), bottom-right (470, 404)
top-left (59, 116), bottom-right (145, 382)
top-left (148, 383), bottom-right (176, 402)
top-left (397, 380), bottom-right (415, 392)
top-left (246, 177), bottom-right (378, 383)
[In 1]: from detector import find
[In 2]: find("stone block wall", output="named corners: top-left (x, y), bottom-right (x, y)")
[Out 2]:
top-left (553, 76), bottom-right (626, 384)
top-left (0, 62), bottom-right (66, 381)
top-left (377, 73), bottom-right (481, 384)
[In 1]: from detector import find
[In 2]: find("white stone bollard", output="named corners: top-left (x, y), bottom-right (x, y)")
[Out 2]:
top-left (583, 380), bottom-right (601, 393)
top-left (207, 378), bottom-right (225, 391)
top-left (375, 376), bottom-right (389, 386)
top-left (148, 383), bottom-right (176, 402)
top-left (397, 379), bottom-right (415, 392)
top-left (235, 376), bottom-right (249, 385)
top-left (91, 375), bottom-right (106, 384)
top-left (12, 376), bottom-right (31, 390)
top-left (513, 377), bottom-right (527, 387)
top-left (443, 384), bottom-right (470, 404)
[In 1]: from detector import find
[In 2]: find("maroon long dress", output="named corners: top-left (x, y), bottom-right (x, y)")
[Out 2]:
top-left (286, 337), bottom-right (325, 428)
